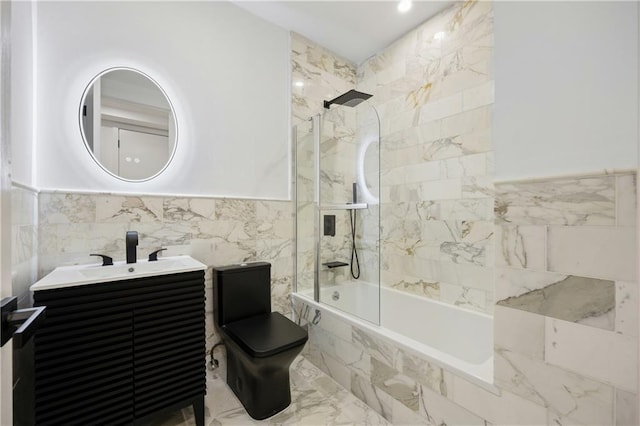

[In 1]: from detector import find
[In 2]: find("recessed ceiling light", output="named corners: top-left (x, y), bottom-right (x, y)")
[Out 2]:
top-left (294, 81), bottom-right (304, 87)
top-left (397, 0), bottom-right (412, 13)
top-left (434, 31), bottom-right (445, 40)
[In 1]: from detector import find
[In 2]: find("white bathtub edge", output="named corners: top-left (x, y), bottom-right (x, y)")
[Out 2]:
top-left (292, 293), bottom-right (500, 395)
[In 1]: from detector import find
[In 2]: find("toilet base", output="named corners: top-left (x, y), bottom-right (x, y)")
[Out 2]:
top-left (226, 346), bottom-right (296, 420)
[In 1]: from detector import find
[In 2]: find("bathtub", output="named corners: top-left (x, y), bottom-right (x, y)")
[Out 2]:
top-left (294, 281), bottom-right (495, 389)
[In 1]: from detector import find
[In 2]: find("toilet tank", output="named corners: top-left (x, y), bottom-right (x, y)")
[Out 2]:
top-left (213, 262), bottom-right (271, 326)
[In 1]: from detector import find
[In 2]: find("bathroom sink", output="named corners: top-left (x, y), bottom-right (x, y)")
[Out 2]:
top-left (31, 255), bottom-right (206, 291)
top-left (79, 259), bottom-right (186, 279)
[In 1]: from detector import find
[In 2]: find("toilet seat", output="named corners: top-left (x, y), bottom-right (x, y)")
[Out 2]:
top-left (222, 312), bottom-right (308, 358)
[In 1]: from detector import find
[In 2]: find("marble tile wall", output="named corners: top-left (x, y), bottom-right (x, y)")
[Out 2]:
top-left (291, 33), bottom-right (361, 293)
top-left (11, 4), bottom-right (638, 425)
top-left (291, 32), bottom-right (356, 127)
top-left (36, 192), bottom-right (293, 355)
top-left (318, 107), bottom-right (359, 285)
top-left (292, 1), bottom-right (638, 425)
top-left (294, 120), bottom-right (316, 295)
top-left (11, 185), bottom-right (38, 309)
top-left (494, 171), bottom-right (638, 424)
top-left (319, 103), bottom-right (381, 287)
top-left (293, 296), bottom-right (552, 425)
top-left (11, 185), bottom-right (39, 401)
top-left (358, 0), bottom-right (495, 313)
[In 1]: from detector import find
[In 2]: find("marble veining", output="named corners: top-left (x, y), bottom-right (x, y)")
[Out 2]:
top-left (495, 348), bottom-right (614, 425)
top-left (401, 351), bottom-right (451, 397)
top-left (369, 0), bottom-right (494, 313)
top-left (37, 192), bottom-right (292, 321)
top-left (616, 174), bottom-right (637, 227)
top-left (291, 32), bottom-right (355, 126)
top-left (496, 225), bottom-right (546, 271)
top-left (292, 33), bottom-right (355, 83)
top-left (13, 224), bottom-right (36, 266)
top-left (163, 198), bottom-right (216, 222)
top-left (497, 275), bottom-right (614, 329)
top-left (370, 357), bottom-right (420, 411)
top-left (291, 295), bottom-right (497, 425)
top-left (308, 324), bottom-right (371, 378)
top-left (352, 327), bottom-right (402, 371)
top-left (440, 241), bottom-right (484, 264)
top-left (495, 176), bottom-right (616, 226)
top-left (442, 284), bottom-right (487, 312)
top-left (153, 356), bottom-right (388, 426)
top-left (403, 3), bottom-right (493, 108)
top-left (462, 176), bottom-right (494, 199)
top-left (292, 31), bottom-right (357, 299)
top-left (214, 199), bottom-right (256, 222)
top-left (421, 135), bottom-right (487, 161)
top-left (135, 223), bottom-right (192, 250)
top-left (499, 226), bottom-right (530, 268)
top-left (387, 277), bottom-right (440, 298)
top-left (39, 193), bottom-right (96, 224)
top-left (192, 220), bottom-right (252, 242)
top-left (95, 196), bottom-right (163, 223)
top-left (423, 199), bottom-right (494, 222)
top-left (290, 0), bottom-right (639, 423)
top-left (351, 372), bottom-right (395, 421)
top-left (615, 281), bottom-right (638, 337)
top-left (418, 383), bottom-right (489, 426)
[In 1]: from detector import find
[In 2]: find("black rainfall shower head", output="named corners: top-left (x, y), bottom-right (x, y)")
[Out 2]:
top-left (324, 89), bottom-right (373, 109)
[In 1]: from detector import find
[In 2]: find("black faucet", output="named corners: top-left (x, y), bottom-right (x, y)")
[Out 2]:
top-left (126, 231), bottom-right (138, 264)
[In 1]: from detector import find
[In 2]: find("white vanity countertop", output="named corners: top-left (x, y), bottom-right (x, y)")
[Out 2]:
top-left (31, 255), bottom-right (207, 291)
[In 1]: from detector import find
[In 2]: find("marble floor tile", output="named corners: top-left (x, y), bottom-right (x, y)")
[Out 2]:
top-left (144, 356), bottom-right (388, 426)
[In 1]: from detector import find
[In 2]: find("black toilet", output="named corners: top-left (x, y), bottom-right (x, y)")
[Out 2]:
top-left (213, 262), bottom-right (308, 420)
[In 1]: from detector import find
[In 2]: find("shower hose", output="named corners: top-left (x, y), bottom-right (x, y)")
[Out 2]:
top-left (349, 209), bottom-right (360, 279)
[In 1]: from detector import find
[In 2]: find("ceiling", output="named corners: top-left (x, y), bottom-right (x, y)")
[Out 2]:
top-left (232, 1), bottom-right (455, 65)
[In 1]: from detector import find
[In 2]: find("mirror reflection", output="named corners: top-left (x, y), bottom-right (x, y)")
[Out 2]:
top-left (80, 68), bottom-right (177, 181)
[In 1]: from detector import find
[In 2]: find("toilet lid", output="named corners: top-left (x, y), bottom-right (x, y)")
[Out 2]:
top-left (222, 312), bottom-right (308, 358)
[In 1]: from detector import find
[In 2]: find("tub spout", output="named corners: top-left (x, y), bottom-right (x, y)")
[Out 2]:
top-left (126, 231), bottom-right (138, 264)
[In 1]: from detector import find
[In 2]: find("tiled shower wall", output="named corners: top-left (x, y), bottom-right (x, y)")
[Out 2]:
top-left (318, 108), bottom-right (362, 285)
top-left (293, 170), bottom-right (638, 425)
top-left (293, 1), bottom-right (638, 425)
top-left (317, 100), bottom-right (381, 287)
top-left (358, 0), bottom-right (495, 313)
top-left (291, 33), bottom-right (360, 293)
top-left (291, 33), bottom-right (356, 126)
top-left (292, 31), bottom-right (381, 293)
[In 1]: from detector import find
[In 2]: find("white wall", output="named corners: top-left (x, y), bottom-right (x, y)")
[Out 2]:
top-left (35, 1), bottom-right (290, 199)
top-left (494, 1), bottom-right (638, 180)
top-left (11, 1), bottom-right (34, 186)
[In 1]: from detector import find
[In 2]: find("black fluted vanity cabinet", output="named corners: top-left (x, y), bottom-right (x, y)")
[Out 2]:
top-left (31, 270), bottom-right (206, 426)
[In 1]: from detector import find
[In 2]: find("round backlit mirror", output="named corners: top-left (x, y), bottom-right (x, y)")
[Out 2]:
top-left (79, 68), bottom-right (177, 181)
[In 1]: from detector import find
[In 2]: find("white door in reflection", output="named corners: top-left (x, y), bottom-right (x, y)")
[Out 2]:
top-left (100, 126), bottom-right (169, 180)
